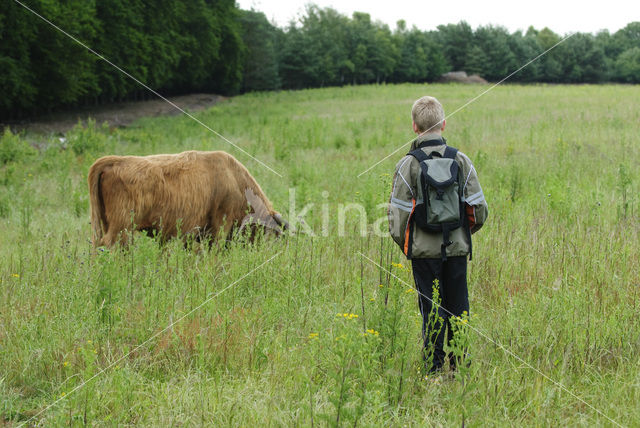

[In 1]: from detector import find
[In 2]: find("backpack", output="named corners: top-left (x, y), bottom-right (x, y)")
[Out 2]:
top-left (407, 141), bottom-right (471, 261)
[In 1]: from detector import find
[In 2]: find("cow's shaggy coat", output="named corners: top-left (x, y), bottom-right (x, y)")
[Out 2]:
top-left (88, 150), bottom-right (285, 247)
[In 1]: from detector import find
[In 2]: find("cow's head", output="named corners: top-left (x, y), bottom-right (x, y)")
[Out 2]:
top-left (272, 212), bottom-right (289, 233)
top-left (240, 188), bottom-right (289, 239)
top-left (239, 211), bottom-right (288, 239)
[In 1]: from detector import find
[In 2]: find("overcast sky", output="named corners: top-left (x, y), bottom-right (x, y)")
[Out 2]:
top-left (237, 0), bottom-right (638, 35)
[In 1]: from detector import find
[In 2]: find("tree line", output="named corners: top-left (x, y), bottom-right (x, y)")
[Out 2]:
top-left (1, 1), bottom-right (639, 120)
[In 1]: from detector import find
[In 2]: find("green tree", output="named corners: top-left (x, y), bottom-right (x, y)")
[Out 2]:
top-left (537, 28), bottom-right (564, 81)
top-left (171, 0), bottom-right (229, 93)
top-left (508, 30), bottom-right (543, 82)
top-left (279, 25), bottom-right (321, 89)
top-left (206, 0), bottom-right (244, 94)
top-left (537, 27), bottom-right (561, 50)
top-left (301, 6), bottom-right (351, 86)
top-left (615, 47), bottom-right (640, 82)
top-left (347, 12), bottom-right (376, 84)
top-left (610, 22), bottom-right (640, 57)
top-left (369, 25), bottom-right (397, 83)
top-left (0, 0), bottom-right (38, 118)
top-left (3, 0), bottom-right (100, 114)
top-left (239, 10), bottom-right (281, 91)
top-left (94, 0), bottom-right (151, 102)
top-left (464, 45), bottom-right (488, 76)
top-left (392, 28), bottom-right (446, 83)
top-left (558, 33), bottom-right (606, 83)
top-left (473, 26), bottom-right (517, 81)
top-left (437, 21), bottom-right (473, 70)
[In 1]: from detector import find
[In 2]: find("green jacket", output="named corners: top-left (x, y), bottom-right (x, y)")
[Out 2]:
top-left (388, 133), bottom-right (488, 259)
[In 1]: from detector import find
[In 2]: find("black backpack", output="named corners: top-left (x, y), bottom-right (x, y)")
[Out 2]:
top-left (407, 140), bottom-right (472, 260)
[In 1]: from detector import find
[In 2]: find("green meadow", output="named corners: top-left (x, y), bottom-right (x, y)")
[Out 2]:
top-left (1, 83), bottom-right (639, 426)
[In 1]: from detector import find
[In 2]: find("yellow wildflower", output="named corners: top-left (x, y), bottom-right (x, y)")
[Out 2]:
top-left (11, 273), bottom-right (19, 278)
top-left (369, 297), bottom-right (375, 302)
top-left (308, 332), bottom-right (319, 339)
top-left (63, 361), bottom-right (69, 367)
top-left (339, 313), bottom-right (358, 319)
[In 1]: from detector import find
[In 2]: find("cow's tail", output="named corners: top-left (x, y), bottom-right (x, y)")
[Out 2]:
top-left (87, 157), bottom-right (111, 247)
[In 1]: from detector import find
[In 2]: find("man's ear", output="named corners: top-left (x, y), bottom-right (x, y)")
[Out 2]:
top-left (412, 121), bottom-right (420, 134)
top-left (441, 119), bottom-right (446, 132)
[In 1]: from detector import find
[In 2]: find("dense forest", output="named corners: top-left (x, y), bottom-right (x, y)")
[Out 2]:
top-left (1, 0), bottom-right (639, 120)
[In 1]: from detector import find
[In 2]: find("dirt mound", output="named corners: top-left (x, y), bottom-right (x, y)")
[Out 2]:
top-left (438, 71), bottom-right (488, 84)
top-left (5, 93), bottom-right (226, 135)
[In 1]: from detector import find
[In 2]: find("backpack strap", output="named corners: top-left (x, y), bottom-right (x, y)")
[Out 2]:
top-left (465, 217), bottom-right (473, 261)
top-left (408, 144), bottom-right (457, 163)
top-left (443, 145), bottom-right (458, 159)
top-left (407, 148), bottom-right (430, 193)
top-left (407, 148), bottom-right (428, 163)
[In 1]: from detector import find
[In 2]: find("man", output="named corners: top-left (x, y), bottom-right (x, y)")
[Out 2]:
top-left (388, 96), bottom-right (488, 374)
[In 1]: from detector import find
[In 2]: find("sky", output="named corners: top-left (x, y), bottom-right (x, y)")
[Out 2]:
top-left (237, 0), bottom-right (639, 35)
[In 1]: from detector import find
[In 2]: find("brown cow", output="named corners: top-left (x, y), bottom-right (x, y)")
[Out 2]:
top-left (88, 150), bottom-right (287, 247)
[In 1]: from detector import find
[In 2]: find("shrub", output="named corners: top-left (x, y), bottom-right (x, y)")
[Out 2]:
top-left (0, 128), bottom-right (36, 165)
top-left (66, 119), bottom-right (110, 155)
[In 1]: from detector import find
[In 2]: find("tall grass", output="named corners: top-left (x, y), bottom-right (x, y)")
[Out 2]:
top-left (1, 83), bottom-right (639, 426)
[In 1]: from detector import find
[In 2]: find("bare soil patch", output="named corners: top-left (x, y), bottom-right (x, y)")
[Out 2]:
top-left (4, 93), bottom-right (226, 135)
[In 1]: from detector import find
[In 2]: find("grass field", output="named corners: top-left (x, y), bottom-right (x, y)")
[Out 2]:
top-left (1, 83), bottom-right (639, 426)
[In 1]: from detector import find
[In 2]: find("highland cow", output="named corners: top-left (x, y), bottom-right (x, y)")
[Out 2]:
top-left (88, 150), bottom-right (286, 247)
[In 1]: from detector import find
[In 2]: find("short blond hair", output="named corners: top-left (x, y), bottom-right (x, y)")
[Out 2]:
top-left (411, 96), bottom-right (445, 133)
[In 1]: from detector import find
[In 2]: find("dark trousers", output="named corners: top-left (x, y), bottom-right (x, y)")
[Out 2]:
top-left (411, 256), bottom-right (469, 372)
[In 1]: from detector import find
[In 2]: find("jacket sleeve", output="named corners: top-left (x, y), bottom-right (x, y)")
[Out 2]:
top-left (459, 152), bottom-right (488, 234)
top-left (388, 156), bottom-right (417, 252)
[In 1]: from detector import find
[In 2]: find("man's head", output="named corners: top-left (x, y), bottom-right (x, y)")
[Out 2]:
top-left (411, 96), bottom-right (445, 135)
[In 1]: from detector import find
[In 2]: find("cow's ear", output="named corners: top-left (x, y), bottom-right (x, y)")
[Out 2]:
top-left (244, 188), bottom-right (269, 215)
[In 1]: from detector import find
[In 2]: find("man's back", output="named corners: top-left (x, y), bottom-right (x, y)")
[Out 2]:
top-left (388, 133), bottom-right (488, 259)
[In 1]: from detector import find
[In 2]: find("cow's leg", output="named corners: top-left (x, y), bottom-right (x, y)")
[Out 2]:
top-left (100, 229), bottom-right (118, 247)
top-left (118, 229), bottom-right (130, 247)
top-left (101, 227), bottom-right (129, 248)
top-left (204, 214), bottom-right (232, 250)
top-left (100, 213), bottom-right (132, 248)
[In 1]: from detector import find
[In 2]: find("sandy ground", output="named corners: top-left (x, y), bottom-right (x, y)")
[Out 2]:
top-left (4, 93), bottom-right (226, 135)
